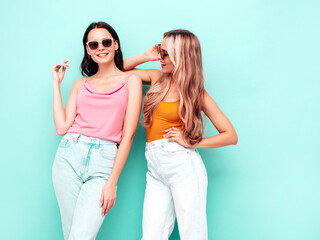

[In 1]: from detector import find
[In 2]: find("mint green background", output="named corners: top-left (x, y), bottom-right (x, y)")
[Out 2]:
top-left (1, 0), bottom-right (319, 239)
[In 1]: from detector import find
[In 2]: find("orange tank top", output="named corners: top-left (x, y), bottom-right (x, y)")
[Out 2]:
top-left (146, 100), bottom-right (183, 142)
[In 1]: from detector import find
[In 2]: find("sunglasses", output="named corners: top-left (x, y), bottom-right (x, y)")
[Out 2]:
top-left (156, 44), bottom-right (169, 60)
top-left (86, 38), bottom-right (114, 50)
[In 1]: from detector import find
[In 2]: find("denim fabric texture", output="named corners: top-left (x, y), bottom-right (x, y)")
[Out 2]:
top-left (52, 133), bottom-right (117, 240)
top-left (142, 139), bottom-right (208, 240)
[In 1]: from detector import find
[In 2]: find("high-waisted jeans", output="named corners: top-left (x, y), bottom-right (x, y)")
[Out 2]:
top-left (52, 133), bottom-right (117, 240)
top-left (142, 139), bottom-right (208, 240)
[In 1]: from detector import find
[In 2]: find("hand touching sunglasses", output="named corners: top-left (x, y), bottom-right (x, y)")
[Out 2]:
top-left (156, 44), bottom-right (169, 60)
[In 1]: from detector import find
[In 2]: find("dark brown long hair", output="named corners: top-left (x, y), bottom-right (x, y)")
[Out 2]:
top-left (80, 22), bottom-right (123, 76)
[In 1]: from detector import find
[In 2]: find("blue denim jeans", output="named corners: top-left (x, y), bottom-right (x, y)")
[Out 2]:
top-left (52, 133), bottom-right (117, 240)
top-left (142, 139), bottom-right (208, 240)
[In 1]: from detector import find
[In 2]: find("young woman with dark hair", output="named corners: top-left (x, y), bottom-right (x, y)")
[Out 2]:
top-left (124, 29), bottom-right (238, 240)
top-left (52, 21), bottom-right (142, 239)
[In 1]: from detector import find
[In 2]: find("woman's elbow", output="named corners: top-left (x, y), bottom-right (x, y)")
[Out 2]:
top-left (56, 128), bottom-right (67, 136)
top-left (231, 132), bottom-right (238, 145)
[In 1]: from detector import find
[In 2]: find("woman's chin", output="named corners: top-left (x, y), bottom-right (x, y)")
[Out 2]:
top-left (161, 68), bottom-right (173, 74)
top-left (93, 58), bottom-right (113, 65)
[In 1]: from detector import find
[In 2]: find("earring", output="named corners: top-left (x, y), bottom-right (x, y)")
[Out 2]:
top-left (115, 50), bottom-right (118, 54)
top-left (88, 55), bottom-right (91, 59)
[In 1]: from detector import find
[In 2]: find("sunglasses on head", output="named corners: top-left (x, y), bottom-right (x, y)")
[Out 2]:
top-left (156, 44), bottom-right (169, 60)
top-left (86, 38), bottom-right (114, 50)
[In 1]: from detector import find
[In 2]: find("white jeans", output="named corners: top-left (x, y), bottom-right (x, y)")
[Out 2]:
top-left (142, 139), bottom-right (208, 240)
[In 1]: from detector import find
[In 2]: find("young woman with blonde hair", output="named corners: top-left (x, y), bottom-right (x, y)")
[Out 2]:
top-left (124, 29), bottom-right (238, 240)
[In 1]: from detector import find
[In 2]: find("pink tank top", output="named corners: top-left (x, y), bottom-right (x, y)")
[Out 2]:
top-left (68, 76), bottom-right (129, 143)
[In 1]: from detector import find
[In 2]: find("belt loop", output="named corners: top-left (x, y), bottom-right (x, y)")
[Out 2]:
top-left (96, 138), bottom-right (100, 149)
top-left (73, 134), bottom-right (80, 143)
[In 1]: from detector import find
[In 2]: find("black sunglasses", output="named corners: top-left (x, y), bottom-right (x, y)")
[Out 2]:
top-left (87, 38), bottom-right (114, 50)
top-left (156, 44), bottom-right (169, 60)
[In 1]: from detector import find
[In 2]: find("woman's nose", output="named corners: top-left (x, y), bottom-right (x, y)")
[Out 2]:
top-left (98, 42), bottom-right (105, 50)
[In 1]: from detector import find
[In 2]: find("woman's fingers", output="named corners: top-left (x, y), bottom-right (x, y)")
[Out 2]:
top-left (163, 128), bottom-right (190, 147)
top-left (100, 183), bottom-right (117, 216)
top-left (100, 192), bottom-right (110, 216)
top-left (105, 201), bottom-right (112, 215)
top-left (100, 193), bottom-right (104, 207)
top-left (145, 45), bottom-right (161, 61)
top-left (167, 134), bottom-right (178, 142)
top-left (52, 61), bottom-right (69, 72)
top-left (108, 200), bottom-right (115, 213)
top-left (59, 64), bottom-right (69, 70)
top-left (163, 130), bottom-right (178, 139)
top-left (101, 197), bottom-right (116, 216)
top-left (110, 200), bottom-right (115, 209)
top-left (164, 127), bottom-right (179, 132)
top-left (163, 128), bottom-right (185, 143)
top-left (102, 199), bottom-right (108, 216)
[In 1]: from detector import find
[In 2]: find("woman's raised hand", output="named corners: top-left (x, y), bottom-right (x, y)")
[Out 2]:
top-left (52, 61), bottom-right (69, 84)
top-left (143, 44), bottom-right (161, 61)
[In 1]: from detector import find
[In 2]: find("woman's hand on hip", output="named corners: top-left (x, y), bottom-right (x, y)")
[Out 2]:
top-left (52, 61), bottom-right (69, 84)
top-left (100, 182), bottom-right (117, 216)
top-left (163, 127), bottom-right (191, 148)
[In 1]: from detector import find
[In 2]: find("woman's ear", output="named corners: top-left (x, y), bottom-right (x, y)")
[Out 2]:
top-left (86, 45), bottom-right (91, 57)
top-left (114, 40), bottom-right (119, 51)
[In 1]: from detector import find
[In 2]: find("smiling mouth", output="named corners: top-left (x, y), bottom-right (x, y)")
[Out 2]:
top-left (97, 53), bottom-right (108, 57)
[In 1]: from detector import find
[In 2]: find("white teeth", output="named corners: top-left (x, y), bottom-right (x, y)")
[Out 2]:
top-left (97, 53), bottom-right (107, 56)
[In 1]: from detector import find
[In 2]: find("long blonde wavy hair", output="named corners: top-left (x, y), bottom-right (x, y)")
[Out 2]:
top-left (143, 30), bottom-right (205, 145)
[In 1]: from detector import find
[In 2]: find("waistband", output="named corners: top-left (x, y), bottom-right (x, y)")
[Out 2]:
top-left (65, 133), bottom-right (117, 146)
top-left (146, 138), bottom-right (191, 151)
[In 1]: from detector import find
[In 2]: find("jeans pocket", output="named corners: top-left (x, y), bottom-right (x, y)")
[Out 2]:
top-left (191, 150), bottom-right (208, 182)
top-left (100, 144), bottom-right (117, 159)
top-left (163, 142), bottom-right (188, 154)
top-left (58, 134), bottom-right (72, 148)
top-left (164, 148), bottom-right (188, 154)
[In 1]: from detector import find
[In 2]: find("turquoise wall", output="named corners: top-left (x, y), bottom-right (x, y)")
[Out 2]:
top-left (1, 0), bottom-right (319, 239)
